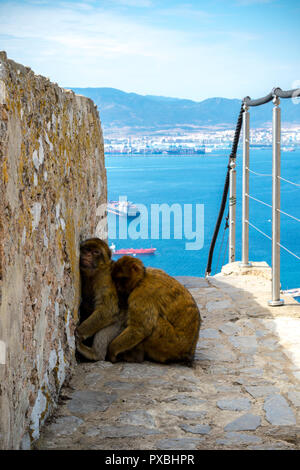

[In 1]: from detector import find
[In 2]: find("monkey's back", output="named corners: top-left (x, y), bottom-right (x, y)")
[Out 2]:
top-left (134, 268), bottom-right (201, 363)
top-left (145, 267), bottom-right (201, 325)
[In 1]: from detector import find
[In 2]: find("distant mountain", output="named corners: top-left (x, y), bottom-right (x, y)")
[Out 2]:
top-left (70, 87), bottom-right (300, 134)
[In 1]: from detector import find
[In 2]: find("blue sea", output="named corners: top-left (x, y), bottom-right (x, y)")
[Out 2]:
top-left (106, 149), bottom-right (300, 290)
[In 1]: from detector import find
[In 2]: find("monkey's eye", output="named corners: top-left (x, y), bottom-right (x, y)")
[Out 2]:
top-left (93, 250), bottom-right (101, 255)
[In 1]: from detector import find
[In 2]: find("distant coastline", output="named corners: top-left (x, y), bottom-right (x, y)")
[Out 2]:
top-left (104, 145), bottom-right (299, 156)
top-left (105, 149), bottom-right (206, 156)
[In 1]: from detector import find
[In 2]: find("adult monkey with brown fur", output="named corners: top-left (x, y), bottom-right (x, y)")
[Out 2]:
top-left (108, 256), bottom-right (201, 364)
top-left (75, 238), bottom-right (125, 361)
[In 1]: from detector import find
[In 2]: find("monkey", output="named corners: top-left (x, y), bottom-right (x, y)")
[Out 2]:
top-left (108, 256), bottom-right (201, 364)
top-left (75, 238), bottom-right (126, 362)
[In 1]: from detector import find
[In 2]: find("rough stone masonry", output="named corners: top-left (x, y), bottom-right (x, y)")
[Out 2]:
top-left (0, 52), bottom-right (107, 449)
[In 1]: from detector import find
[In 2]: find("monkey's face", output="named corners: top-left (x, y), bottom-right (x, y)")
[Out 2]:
top-left (112, 256), bottom-right (145, 296)
top-left (80, 239), bottom-right (111, 275)
top-left (112, 270), bottom-right (132, 296)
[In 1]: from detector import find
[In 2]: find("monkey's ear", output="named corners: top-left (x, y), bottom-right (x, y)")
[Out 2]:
top-left (132, 263), bottom-right (140, 272)
top-left (131, 262), bottom-right (144, 277)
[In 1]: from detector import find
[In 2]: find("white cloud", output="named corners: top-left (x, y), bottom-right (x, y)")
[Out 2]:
top-left (0, 0), bottom-right (298, 100)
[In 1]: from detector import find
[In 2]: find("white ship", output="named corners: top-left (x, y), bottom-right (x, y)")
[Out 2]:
top-left (107, 200), bottom-right (140, 217)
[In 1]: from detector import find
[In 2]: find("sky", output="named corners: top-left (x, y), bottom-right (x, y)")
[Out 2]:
top-left (0, 0), bottom-right (299, 101)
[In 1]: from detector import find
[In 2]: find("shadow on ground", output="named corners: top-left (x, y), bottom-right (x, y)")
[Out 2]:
top-left (36, 263), bottom-right (300, 450)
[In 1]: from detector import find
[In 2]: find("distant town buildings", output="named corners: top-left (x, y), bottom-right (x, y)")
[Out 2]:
top-left (104, 126), bottom-right (300, 155)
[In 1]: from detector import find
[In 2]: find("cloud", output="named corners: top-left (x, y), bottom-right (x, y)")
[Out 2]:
top-left (0, 0), bottom-right (298, 100)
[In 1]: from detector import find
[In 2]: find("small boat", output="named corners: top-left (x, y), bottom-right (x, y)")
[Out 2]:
top-left (110, 245), bottom-right (156, 255)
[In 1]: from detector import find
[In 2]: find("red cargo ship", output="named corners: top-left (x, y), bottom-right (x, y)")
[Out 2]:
top-left (110, 244), bottom-right (156, 255)
top-left (113, 248), bottom-right (156, 255)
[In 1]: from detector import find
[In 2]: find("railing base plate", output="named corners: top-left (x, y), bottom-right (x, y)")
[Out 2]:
top-left (268, 299), bottom-right (285, 307)
top-left (239, 262), bottom-right (252, 268)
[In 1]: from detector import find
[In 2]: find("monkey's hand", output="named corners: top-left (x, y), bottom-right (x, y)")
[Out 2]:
top-left (76, 304), bottom-right (118, 341)
top-left (74, 326), bottom-right (84, 345)
top-left (107, 326), bottom-right (145, 363)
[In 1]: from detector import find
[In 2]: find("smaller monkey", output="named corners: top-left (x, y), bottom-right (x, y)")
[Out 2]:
top-left (76, 238), bottom-right (125, 361)
top-left (108, 256), bottom-right (201, 364)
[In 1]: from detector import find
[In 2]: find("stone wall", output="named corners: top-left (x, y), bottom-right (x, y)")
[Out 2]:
top-left (0, 52), bottom-right (107, 449)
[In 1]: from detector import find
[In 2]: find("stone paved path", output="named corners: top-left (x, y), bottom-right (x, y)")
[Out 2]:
top-left (36, 263), bottom-right (300, 450)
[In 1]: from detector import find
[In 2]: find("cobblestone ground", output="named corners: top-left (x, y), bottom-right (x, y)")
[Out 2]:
top-left (36, 263), bottom-right (300, 450)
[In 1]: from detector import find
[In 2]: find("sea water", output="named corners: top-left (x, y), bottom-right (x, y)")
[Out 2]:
top-left (106, 149), bottom-right (300, 290)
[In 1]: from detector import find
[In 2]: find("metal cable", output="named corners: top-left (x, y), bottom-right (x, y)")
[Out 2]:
top-left (278, 242), bottom-right (300, 261)
top-left (248, 171), bottom-right (300, 188)
top-left (246, 194), bottom-right (272, 209)
top-left (279, 176), bottom-right (300, 188)
top-left (247, 220), bottom-right (272, 241)
top-left (247, 168), bottom-right (272, 177)
top-left (278, 208), bottom-right (300, 223)
top-left (206, 85), bottom-right (300, 277)
top-left (247, 221), bottom-right (300, 261)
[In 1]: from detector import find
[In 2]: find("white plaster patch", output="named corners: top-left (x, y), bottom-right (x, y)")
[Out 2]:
top-left (0, 340), bottom-right (6, 364)
top-left (32, 149), bottom-right (39, 171)
top-left (33, 285), bottom-right (51, 379)
top-left (38, 137), bottom-right (44, 166)
top-left (44, 170), bottom-right (48, 181)
top-left (48, 349), bottom-right (58, 372)
top-left (55, 203), bottom-right (60, 220)
top-left (0, 80), bottom-right (7, 104)
top-left (60, 218), bottom-right (65, 231)
top-left (55, 302), bottom-right (59, 318)
top-left (43, 229), bottom-right (48, 248)
top-left (65, 310), bottom-right (75, 352)
top-left (21, 227), bottom-right (26, 246)
top-left (57, 342), bottom-right (66, 388)
top-left (31, 203), bottom-right (41, 231)
top-left (97, 175), bottom-right (102, 198)
top-left (44, 132), bottom-right (53, 151)
top-left (34, 172), bottom-right (38, 186)
top-left (30, 389), bottom-right (47, 440)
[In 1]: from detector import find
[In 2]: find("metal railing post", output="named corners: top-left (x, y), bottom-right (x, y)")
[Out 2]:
top-left (229, 159), bottom-right (236, 263)
top-left (240, 104), bottom-right (252, 267)
top-left (269, 96), bottom-right (284, 306)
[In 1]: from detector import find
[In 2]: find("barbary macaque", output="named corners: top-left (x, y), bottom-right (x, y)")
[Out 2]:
top-left (75, 238), bottom-right (125, 361)
top-left (108, 256), bottom-right (201, 364)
